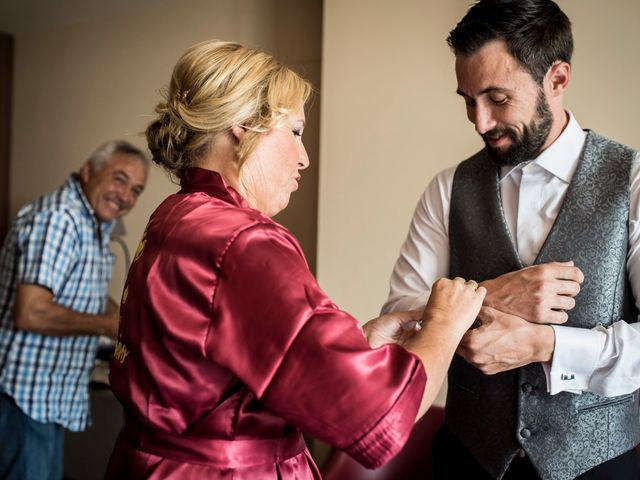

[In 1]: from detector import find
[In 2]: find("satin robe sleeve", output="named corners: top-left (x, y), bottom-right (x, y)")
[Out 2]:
top-left (205, 223), bottom-right (427, 468)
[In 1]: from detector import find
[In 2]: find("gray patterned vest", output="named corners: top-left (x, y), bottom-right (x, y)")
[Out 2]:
top-left (447, 130), bottom-right (640, 480)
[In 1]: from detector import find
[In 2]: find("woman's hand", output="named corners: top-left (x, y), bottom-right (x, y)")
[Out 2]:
top-left (363, 310), bottom-right (423, 349)
top-left (419, 277), bottom-right (486, 337)
top-left (364, 277), bottom-right (485, 350)
top-left (405, 278), bottom-right (486, 419)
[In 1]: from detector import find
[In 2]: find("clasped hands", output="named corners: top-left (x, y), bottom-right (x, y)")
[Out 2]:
top-left (364, 277), bottom-right (486, 349)
top-left (364, 261), bottom-right (582, 374)
top-left (457, 261), bottom-right (584, 374)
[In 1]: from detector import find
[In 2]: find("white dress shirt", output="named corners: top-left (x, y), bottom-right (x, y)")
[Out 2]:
top-left (383, 113), bottom-right (640, 396)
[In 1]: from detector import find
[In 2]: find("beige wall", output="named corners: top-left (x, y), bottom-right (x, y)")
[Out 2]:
top-left (319, 0), bottom-right (640, 405)
top-left (9, 0), bottom-right (322, 298)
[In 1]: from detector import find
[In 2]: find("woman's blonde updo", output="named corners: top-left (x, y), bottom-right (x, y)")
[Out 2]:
top-left (147, 40), bottom-right (313, 180)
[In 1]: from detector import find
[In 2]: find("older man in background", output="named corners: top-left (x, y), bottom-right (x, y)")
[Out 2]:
top-left (0, 140), bottom-right (148, 479)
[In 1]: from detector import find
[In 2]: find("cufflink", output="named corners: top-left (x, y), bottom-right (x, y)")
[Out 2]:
top-left (560, 373), bottom-right (575, 380)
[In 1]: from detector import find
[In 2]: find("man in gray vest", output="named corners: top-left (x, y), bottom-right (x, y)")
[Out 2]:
top-left (382, 1), bottom-right (640, 479)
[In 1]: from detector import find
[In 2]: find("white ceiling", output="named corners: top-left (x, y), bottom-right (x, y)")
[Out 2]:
top-left (0, 0), bottom-right (173, 35)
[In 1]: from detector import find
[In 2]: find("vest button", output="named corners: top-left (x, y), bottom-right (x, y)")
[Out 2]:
top-left (520, 428), bottom-right (532, 439)
top-left (521, 383), bottom-right (533, 394)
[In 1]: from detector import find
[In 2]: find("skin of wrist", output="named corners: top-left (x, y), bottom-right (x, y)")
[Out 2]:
top-left (410, 313), bottom-right (467, 350)
top-left (102, 313), bottom-right (116, 336)
top-left (420, 313), bottom-right (460, 338)
top-left (478, 279), bottom-right (495, 305)
top-left (421, 310), bottom-right (446, 324)
top-left (533, 324), bottom-right (555, 363)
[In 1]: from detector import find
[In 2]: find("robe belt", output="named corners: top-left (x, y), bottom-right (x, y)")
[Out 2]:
top-left (123, 417), bottom-right (307, 467)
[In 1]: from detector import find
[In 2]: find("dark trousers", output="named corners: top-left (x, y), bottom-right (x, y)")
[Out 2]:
top-left (0, 392), bottom-right (63, 480)
top-left (432, 426), bottom-right (640, 479)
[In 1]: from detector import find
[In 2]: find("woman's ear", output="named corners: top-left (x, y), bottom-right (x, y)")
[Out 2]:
top-left (230, 125), bottom-right (246, 144)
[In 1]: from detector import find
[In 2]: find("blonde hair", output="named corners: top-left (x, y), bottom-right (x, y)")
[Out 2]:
top-left (146, 40), bottom-right (313, 180)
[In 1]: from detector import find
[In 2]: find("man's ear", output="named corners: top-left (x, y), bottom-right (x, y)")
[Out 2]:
top-left (80, 161), bottom-right (92, 183)
top-left (546, 61), bottom-right (571, 98)
top-left (230, 125), bottom-right (246, 144)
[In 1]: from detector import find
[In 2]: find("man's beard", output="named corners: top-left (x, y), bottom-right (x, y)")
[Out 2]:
top-left (483, 89), bottom-right (553, 167)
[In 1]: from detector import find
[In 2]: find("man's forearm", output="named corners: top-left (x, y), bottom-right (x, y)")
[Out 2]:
top-left (13, 284), bottom-right (117, 338)
top-left (16, 301), bottom-right (114, 337)
top-left (533, 323), bottom-right (555, 363)
top-left (478, 262), bottom-right (582, 324)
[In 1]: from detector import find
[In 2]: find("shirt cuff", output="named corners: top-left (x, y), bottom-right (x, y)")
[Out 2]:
top-left (547, 325), bottom-right (606, 395)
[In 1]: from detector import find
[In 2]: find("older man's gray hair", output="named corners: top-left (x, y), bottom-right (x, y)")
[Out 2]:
top-left (86, 140), bottom-right (149, 173)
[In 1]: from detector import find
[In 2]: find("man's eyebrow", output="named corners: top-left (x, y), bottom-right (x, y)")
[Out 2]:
top-left (456, 86), bottom-right (511, 97)
top-left (112, 170), bottom-right (131, 180)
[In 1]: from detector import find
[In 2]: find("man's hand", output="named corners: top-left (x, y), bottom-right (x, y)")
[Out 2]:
top-left (363, 310), bottom-right (423, 349)
top-left (104, 297), bottom-right (120, 339)
top-left (106, 297), bottom-right (120, 316)
top-left (481, 261), bottom-right (583, 324)
top-left (456, 306), bottom-right (555, 374)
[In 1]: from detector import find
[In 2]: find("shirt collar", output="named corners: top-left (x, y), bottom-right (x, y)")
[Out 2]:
top-left (500, 111), bottom-right (586, 184)
top-left (180, 167), bottom-right (249, 208)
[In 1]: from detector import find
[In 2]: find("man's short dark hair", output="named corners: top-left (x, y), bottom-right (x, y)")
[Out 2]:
top-left (447, 0), bottom-right (573, 83)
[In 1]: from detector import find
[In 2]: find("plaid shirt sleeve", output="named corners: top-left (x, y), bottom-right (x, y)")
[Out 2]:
top-left (15, 210), bottom-right (80, 297)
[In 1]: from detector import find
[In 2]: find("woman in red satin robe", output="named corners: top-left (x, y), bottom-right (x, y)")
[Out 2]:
top-left (106, 40), bottom-right (485, 479)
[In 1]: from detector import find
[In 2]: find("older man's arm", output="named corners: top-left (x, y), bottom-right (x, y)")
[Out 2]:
top-left (13, 283), bottom-right (119, 339)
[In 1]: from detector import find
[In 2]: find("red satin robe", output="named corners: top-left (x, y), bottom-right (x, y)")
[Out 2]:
top-left (106, 167), bottom-right (426, 479)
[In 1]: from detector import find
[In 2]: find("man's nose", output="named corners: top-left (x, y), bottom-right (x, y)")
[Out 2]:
top-left (115, 185), bottom-right (134, 207)
top-left (472, 104), bottom-right (497, 135)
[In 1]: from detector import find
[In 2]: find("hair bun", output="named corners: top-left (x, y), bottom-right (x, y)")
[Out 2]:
top-left (146, 106), bottom-right (190, 179)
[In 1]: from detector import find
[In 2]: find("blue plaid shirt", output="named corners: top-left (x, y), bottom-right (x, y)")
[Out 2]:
top-left (0, 174), bottom-right (114, 431)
